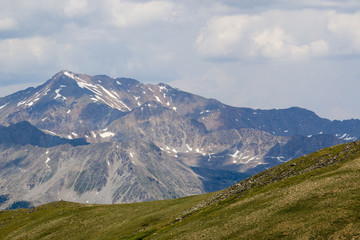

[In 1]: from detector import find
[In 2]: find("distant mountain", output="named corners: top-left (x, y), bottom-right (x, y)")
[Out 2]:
top-left (1, 140), bottom-right (359, 239)
top-left (0, 121), bottom-right (88, 147)
top-left (0, 70), bottom-right (359, 209)
top-left (1, 70), bottom-right (358, 140)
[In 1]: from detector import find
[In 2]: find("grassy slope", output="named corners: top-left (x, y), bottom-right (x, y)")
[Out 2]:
top-left (1, 141), bottom-right (360, 240)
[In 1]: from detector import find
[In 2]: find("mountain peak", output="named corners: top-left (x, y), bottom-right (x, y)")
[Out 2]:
top-left (60, 70), bottom-right (91, 85)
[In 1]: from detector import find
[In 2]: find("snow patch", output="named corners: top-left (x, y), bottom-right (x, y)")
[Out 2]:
top-left (98, 85), bottom-right (117, 100)
top-left (186, 144), bottom-right (193, 151)
top-left (90, 97), bottom-right (99, 102)
top-left (41, 88), bottom-right (51, 96)
top-left (111, 90), bottom-right (120, 98)
top-left (66, 71), bottom-right (132, 111)
top-left (45, 157), bottom-right (51, 168)
top-left (54, 85), bottom-right (67, 101)
top-left (91, 131), bottom-right (97, 138)
top-left (155, 95), bottom-right (162, 104)
top-left (43, 130), bottom-right (57, 135)
top-left (17, 100), bottom-right (26, 107)
top-left (194, 147), bottom-right (206, 156)
top-left (267, 156), bottom-right (285, 162)
top-left (158, 85), bottom-right (168, 91)
top-left (119, 100), bottom-right (131, 111)
top-left (338, 133), bottom-right (357, 141)
top-left (99, 131), bottom-right (115, 138)
top-left (0, 103), bottom-right (8, 109)
top-left (25, 102), bottom-right (34, 107)
top-left (228, 150), bottom-right (240, 158)
top-left (138, 127), bottom-right (145, 135)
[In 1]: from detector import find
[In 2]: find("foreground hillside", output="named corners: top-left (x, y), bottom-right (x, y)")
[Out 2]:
top-left (1, 140), bottom-right (359, 239)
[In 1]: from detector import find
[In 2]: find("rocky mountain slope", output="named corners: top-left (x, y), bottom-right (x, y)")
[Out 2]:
top-left (1, 140), bottom-right (359, 239)
top-left (0, 70), bottom-right (359, 208)
top-left (0, 121), bottom-right (88, 147)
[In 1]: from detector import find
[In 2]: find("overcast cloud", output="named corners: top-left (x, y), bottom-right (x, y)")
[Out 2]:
top-left (0, 0), bottom-right (359, 120)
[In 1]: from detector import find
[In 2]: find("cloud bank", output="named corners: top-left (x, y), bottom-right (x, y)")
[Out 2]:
top-left (0, 0), bottom-right (359, 120)
top-left (195, 10), bottom-right (360, 61)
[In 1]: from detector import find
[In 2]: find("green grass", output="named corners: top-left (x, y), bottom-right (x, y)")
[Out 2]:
top-left (0, 194), bottom-right (214, 240)
top-left (1, 141), bottom-right (360, 239)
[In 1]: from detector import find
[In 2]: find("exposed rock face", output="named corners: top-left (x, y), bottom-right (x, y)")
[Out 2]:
top-left (0, 137), bottom-right (203, 209)
top-left (0, 70), bottom-right (358, 209)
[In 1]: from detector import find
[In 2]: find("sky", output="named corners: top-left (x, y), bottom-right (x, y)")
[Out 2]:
top-left (0, 0), bottom-right (359, 120)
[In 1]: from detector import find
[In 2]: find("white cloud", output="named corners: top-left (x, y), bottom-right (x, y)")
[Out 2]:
top-left (196, 15), bottom-right (260, 60)
top-left (63, 0), bottom-right (90, 18)
top-left (251, 27), bottom-right (329, 61)
top-left (327, 11), bottom-right (360, 53)
top-left (195, 9), bottom-right (360, 61)
top-left (108, 0), bottom-right (175, 28)
top-left (0, 37), bottom-right (75, 73)
top-left (0, 37), bottom-right (48, 70)
top-left (298, 0), bottom-right (360, 9)
top-left (0, 1), bottom-right (359, 120)
top-left (0, 17), bottom-right (17, 31)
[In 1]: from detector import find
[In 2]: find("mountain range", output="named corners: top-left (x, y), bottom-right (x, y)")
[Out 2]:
top-left (1, 139), bottom-right (359, 239)
top-left (0, 70), bottom-right (359, 209)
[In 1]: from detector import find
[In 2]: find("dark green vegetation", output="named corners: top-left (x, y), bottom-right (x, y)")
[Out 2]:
top-left (1, 140), bottom-right (360, 239)
top-left (0, 194), bottom-right (9, 206)
top-left (6, 201), bottom-right (33, 210)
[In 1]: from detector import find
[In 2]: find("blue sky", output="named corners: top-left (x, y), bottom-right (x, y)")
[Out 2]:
top-left (0, 0), bottom-right (359, 120)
